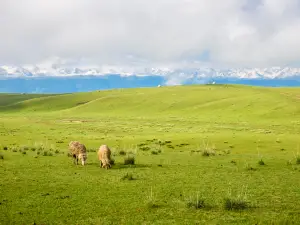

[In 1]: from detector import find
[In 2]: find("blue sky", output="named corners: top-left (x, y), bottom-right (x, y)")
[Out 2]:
top-left (1, 0), bottom-right (300, 72)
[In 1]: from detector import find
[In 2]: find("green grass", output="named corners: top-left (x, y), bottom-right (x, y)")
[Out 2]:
top-left (1, 84), bottom-right (300, 224)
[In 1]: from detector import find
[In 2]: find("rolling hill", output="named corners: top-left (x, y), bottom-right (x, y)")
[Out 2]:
top-left (1, 84), bottom-right (300, 125)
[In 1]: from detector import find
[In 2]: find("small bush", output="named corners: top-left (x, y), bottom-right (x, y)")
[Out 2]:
top-left (0, 153), bottom-right (4, 159)
top-left (224, 197), bottom-right (248, 211)
top-left (12, 148), bottom-right (17, 152)
top-left (37, 151), bottom-right (41, 155)
top-left (3, 146), bottom-right (8, 150)
top-left (258, 159), bottom-right (265, 166)
top-left (31, 147), bottom-right (36, 151)
top-left (121, 173), bottom-right (134, 180)
top-left (296, 156), bottom-right (300, 165)
top-left (22, 151), bottom-right (26, 155)
top-left (55, 150), bottom-right (60, 154)
top-left (119, 150), bottom-right (126, 156)
top-left (43, 151), bottom-right (49, 156)
top-left (124, 156), bottom-right (135, 165)
top-left (151, 151), bottom-right (158, 155)
top-left (48, 152), bottom-right (53, 156)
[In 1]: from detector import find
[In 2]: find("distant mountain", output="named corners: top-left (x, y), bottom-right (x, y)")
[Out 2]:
top-left (1, 65), bottom-right (300, 79)
top-left (1, 65), bottom-right (300, 93)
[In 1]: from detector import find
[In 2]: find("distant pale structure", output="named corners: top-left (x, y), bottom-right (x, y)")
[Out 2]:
top-left (157, 85), bottom-right (161, 87)
top-left (212, 82), bottom-right (216, 84)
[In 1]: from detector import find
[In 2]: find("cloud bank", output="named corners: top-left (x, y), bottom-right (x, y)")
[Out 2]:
top-left (1, 0), bottom-right (300, 69)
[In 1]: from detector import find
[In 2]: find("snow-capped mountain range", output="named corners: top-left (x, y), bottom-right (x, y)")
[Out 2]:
top-left (1, 65), bottom-right (300, 80)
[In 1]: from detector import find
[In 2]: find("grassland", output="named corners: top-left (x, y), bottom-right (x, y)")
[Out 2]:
top-left (0, 84), bottom-right (300, 224)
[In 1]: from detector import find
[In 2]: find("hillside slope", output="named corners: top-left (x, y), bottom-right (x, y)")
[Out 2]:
top-left (0, 85), bottom-right (300, 123)
top-left (0, 93), bottom-right (55, 107)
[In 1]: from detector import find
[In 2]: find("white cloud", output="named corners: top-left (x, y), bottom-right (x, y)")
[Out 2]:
top-left (1, 0), bottom-right (300, 69)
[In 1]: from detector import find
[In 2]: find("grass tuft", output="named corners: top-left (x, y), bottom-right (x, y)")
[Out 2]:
top-left (224, 186), bottom-right (250, 211)
top-left (186, 195), bottom-right (206, 209)
top-left (224, 198), bottom-right (249, 211)
top-left (110, 158), bottom-right (115, 165)
top-left (202, 149), bottom-right (216, 157)
top-left (124, 156), bottom-right (135, 165)
top-left (121, 173), bottom-right (135, 180)
top-left (0, 153), bottom-right (4, 159)
top-left (258, 159), bottom-right (266, 166)
top-left (119, 150), bottom-right (126, 156)
top-left (245, 163), bottom-right (257, 171)
top-left (43, 151), bottom-right (53, 156)
top-left (22, 146), bottom-right (29, 151)
top-left (145, 187), bottom-right (159, 209)
top-left (200, 140), bottom-right (216, 156)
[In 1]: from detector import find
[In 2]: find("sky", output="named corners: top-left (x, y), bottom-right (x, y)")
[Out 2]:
top-left (1, 0), bottom-right (300, 71)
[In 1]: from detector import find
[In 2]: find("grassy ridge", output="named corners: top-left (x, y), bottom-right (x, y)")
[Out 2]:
top-left (1, 85), bottom-right (300, 121)
top-left (0, 93), bottom-right (55, 107)
top-left (1, 84), bottom-right (300, 224)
